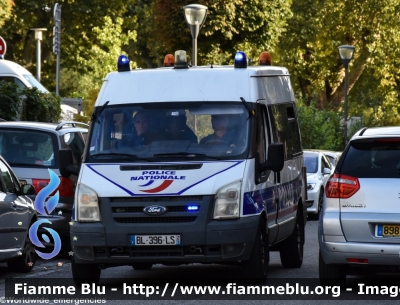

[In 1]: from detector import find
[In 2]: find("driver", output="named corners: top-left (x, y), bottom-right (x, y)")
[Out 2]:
top-left (200, 114), bottom-right (238, 146)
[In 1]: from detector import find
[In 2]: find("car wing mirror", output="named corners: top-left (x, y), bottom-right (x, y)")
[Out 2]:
top-left (21, 184), bottom-right (35, 195)
top-left (59, 149), bottom-right (80, 177)
top-left (323, 168), bottom-right (331, 175)
top-left (259, 143), bottom-right (284, 173)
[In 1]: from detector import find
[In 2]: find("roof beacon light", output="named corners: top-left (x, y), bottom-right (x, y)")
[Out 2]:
top-left (234, 51), bottom-right (247, 69)
top-left (259, 51), bottom-right (271, 66)
top-left (174, 50), bottom-right (189, 69)
top-left (164, 54), bottom-right (175, 67)
top-left (117, 55), bottom-right (130, 72)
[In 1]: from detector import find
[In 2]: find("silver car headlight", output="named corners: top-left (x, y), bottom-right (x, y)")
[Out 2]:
top-left (213, 180), bottom-right (241, 220)
top-left (307, 183), bottom-right (316, 190)
top-left (76, 183), bottom-right (101, 222)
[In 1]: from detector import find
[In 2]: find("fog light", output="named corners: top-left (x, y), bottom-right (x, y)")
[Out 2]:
top-left (221, 243), bottom-right (246, 259)
top-left (74, 246), bottom-right (94, 261)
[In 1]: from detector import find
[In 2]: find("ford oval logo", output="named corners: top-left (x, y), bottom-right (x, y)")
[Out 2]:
top-left (143, 205), bottom-right (167, 216)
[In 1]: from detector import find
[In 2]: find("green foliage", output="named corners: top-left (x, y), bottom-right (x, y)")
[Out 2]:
top-left (152, 0), bottom-right (292, 65)
top-left (0, 0), bottom-right (13, 27)
top-left (0, 81), bottom-right (22, 120)
top-left (20, 87), bottom-right (61, 123)
top-left (296, 99), bottom-right (343, 151)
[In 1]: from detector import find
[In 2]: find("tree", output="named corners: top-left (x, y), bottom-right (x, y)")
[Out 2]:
top-left (0, 0), bottom-right (13, 28)
top-left (277, 0), bottom-right (400, 113)
top-left (151, 0), bottom-right (293, 66)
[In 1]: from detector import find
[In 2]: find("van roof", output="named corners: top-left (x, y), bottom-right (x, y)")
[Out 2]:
top-left (0, 59), bottom-right (32, 76)
top-left (96, 65), bottom-right (292, 106)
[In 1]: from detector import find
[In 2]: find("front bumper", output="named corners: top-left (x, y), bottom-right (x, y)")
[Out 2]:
top-left (70, 216), bottom-right (260, 265)
top-left (306, 186), bottom-right (320, 214)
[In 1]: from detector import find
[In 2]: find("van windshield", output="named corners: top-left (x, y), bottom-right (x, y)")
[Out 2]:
top-left (88, 102), bottom-right (250, 161)
top-left (22, 75), bottom-right (49, 93)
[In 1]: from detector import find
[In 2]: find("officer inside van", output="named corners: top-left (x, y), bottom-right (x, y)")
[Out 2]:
top-left (120, 110), bottom-right (154, 147)
top-left (200, 114), bottom-right (239, 147)
top-left (165, 110), bottom-right (197, 143)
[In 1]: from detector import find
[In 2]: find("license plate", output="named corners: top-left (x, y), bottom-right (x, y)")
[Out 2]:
top-left (376, 224), bottom-right (400, 237)
top-left (130, 235), bottom-right (181, 246)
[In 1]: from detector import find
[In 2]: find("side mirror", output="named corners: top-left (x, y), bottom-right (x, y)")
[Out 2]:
top-left (323, 168), bottom-right (331, 175)
top-left (21, 184), bottom-right (35, 195)
top-left (59, 149), bottom-right (80, 177)
top-left (259, 143), bottom-right (284, 173)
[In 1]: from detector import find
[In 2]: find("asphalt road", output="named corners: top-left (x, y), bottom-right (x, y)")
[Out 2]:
top-left (1, 219), bottom-right (399, 304)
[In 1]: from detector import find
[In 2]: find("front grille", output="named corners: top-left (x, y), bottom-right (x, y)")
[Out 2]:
top-left (112, 206), bottom-right (190, 213)
top-left (114, 216), bottom-right (197, 223)
top-left (110, 196), bottom-right (203, 203)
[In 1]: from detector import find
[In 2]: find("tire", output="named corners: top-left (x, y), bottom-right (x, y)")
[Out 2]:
top-left (71, 257), bottom-right (101, 286)
top-left (279, 209), bottom-right (304, 268)
top-left (7, 232), bottom-right (37, 273)
top-left (132, 263), bottom-right (153, 270)
top-left (242, 218), bottom-right (269, 280)
top-left (319, 250), bottom-right (346, 286)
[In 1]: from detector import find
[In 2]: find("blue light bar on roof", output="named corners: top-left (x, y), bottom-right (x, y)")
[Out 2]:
top-left (234, 51), bottom-right (247, 69)
top-left (117, 55), bottom-right (130, 72)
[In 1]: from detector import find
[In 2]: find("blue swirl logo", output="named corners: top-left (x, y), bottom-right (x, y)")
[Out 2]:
top-left (28, 169), bottom-right (62, 259)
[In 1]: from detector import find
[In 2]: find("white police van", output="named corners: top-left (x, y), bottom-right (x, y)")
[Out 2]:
top-left (0, 59), bottom-right (48, 93)
top-left (60, 50), bottom-right (307, 284)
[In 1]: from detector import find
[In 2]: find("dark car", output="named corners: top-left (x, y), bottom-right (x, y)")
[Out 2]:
top-left (0, 121), bottom-right (88, 252)
top-left (0, 155), bottom-right (37, 272)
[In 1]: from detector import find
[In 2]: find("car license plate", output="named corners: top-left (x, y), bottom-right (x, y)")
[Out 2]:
top-left (376, 224), bottom-right (400, 237)
top-left (130, 235), bottom-right (181, 246)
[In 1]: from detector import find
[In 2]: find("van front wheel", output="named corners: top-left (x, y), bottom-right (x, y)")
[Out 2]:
top-left (71, 257), bottom-right (101, 286)
top-left (279, 215), bottom-right (304, 268)
top-left (242, 218), bottom-right (269, 280)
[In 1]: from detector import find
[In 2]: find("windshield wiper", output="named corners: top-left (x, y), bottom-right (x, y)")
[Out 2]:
top-left (153, 152), bottom-right (220, 159)
top-left (91, 153), bottom-right (142, 160)
top-left (8, 162), bottom-right (42, 166)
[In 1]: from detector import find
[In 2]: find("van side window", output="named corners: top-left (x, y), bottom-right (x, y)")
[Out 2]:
top-left (268, 103), bottom-right (302, 160)
top-left (0, 77), bottom-right (26, 89)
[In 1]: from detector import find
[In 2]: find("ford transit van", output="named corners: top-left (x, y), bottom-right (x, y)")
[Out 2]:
top-left (61, 51), bottom-right (307, 284)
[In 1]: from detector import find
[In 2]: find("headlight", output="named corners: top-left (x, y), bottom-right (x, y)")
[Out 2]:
top-left (307, 183), bottom-right (316, 190)
top-left (76, 183), bottom-right (101, 222)
top-left (213, 180), bottom-right (241, 220)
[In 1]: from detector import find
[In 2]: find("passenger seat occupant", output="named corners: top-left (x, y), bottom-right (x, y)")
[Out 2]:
top-left (165, 111), bottom-right (197, 143)
top-left (122, 110), bottom-right (153, 146)
top-left (200, 115), bottom-right (238, 146)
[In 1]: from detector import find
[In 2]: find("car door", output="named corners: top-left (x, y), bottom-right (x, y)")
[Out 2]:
top-left (0, 160), bottom-right (29, 249)
top-left (0, 160), bottom-right (19, 250)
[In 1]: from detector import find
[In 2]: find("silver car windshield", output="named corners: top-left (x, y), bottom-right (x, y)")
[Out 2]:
top-left (304, 155), bottom-right (318, 173)
top-left (88, 102), bottom-right (250, 161)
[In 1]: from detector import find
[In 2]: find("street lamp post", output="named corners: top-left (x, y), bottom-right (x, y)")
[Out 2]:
top-left (30, 28), bottom-right (47, 82)
top-left (338, 44), bottom-right (355, 146)
top-left (183, 4), bottom-right (208, 67)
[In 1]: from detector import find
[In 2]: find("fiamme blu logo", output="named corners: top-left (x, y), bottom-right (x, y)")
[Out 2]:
top-left (28, 169), bottom-right (62, 259)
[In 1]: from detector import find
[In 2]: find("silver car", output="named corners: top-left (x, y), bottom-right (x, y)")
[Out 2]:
top-left (0, 121), bottom-right (87, 251)
top-left (319, 126), bottom-right (400, 285)
top-left (303, 150), bottom-right (334, 219)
